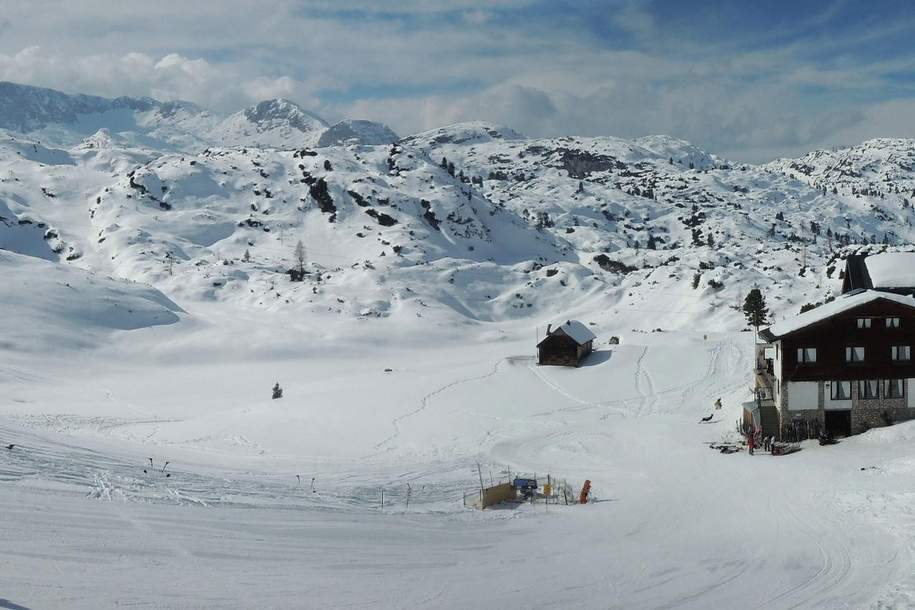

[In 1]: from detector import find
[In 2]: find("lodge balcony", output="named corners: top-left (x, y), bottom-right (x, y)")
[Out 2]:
top-left (753, 342), bottom-right (776, 406)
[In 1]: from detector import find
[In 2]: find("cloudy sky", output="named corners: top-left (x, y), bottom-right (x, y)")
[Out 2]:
top-left (1, 0), bottom-right (914, 161)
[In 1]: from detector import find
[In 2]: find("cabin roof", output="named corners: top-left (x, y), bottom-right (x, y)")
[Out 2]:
top-left (760, 290), bottom-right (915, 341)
top-left (538, 319), bottom-right (596, 346)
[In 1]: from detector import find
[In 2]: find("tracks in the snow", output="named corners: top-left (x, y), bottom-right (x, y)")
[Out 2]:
top-left (373, 358), bottom-right (509, 451)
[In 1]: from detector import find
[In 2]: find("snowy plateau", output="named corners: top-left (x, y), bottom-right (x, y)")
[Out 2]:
top-left (3, 81), bottom-right (915, 608)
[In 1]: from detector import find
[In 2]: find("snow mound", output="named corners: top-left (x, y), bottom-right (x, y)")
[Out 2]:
top-left (0, 250), bottom-right (184, 352)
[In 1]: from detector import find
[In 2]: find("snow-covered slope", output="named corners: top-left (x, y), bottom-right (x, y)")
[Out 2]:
top-left (5, 106), bottom-right (915, 329)
top-left (0, 250), bottom-right (182, 352)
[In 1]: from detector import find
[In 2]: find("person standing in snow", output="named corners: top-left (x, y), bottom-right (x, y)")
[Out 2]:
top-left (714, 398), bottom-right (722, 410)
top-left (748, 431), bottom-right (755, 455)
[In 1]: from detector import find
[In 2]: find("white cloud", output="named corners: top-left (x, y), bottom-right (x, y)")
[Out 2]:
top-left (0, 1), bottom-right (911, 160)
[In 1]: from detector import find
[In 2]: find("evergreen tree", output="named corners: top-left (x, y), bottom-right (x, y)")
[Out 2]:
top-left (243, 248), bottom-right (251, 262)
top-left (743, 288), bottom-right (769, 335)
top-left (440, 156), bottom-right (448, 169)
top-left (647, 233), bottom-right (657, 250)
top-left (706, 233), bottom-right (714, 248)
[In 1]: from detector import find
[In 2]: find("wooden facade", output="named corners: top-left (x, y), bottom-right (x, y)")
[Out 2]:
top-left (760, 294), bottom-right (915, 437)
top-left (775, 299), bottom-right (915, 383)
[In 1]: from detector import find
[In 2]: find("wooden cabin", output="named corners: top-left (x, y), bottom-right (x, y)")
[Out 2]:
top-left (537, 320), bottom-right (596, 367)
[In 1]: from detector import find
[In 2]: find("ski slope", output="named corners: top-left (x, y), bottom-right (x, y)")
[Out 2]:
top-left (2, 308), bottom-right (915, 608)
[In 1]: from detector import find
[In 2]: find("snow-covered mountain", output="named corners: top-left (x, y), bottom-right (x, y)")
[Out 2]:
top-left (208, 98), bottom-right (328, 149)
top-left (3, 80), bottom-right (915, 332)
top-left (317, 119), bottom-right (399, 147)
top-left (0, 82), bottom-right (334, 151)
top-left (3, 85), bottom-right (915, 330)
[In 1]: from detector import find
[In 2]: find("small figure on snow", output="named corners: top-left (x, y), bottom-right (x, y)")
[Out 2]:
top-left (714, 398), bottom-right (722, 410)
top-left (272, 382), bottom-right (283, 399)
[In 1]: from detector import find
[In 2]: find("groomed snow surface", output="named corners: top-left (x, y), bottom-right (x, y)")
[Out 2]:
top-left (3, 298), bottom-right (915, 609)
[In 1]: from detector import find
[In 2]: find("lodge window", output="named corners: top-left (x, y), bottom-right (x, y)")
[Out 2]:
top-left (858, 318), bottom-right (872, 329)
top-left (892, 345), bottom-right (911, 361)
top-left (887, 317), bottom-right (901, 329)
top-left (884, 379), bottom-right (905, 399)
top-left (796, 347), bottom-right (817, 363)
top-left (846, 346), bottom-right (865, 363)
top-left (858, 379), bottom-right (880, 400)
top-left (830, 381), bottom-right (851, 400)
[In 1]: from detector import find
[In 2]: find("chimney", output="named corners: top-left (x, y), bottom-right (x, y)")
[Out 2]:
top-left (546, 323), bottom-right (552, 334)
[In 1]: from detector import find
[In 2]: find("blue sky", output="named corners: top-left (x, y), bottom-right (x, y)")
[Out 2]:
top-left (0, 0), bottom-right (914, 161)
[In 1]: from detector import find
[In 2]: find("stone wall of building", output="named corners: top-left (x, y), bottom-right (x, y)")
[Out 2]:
top-left (848, 380), bottom-right (915, 433)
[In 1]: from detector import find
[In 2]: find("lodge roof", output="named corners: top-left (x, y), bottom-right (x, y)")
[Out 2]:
top-left (842, 252), bottom-right (915, 294)
top-left (537, 319), bottom-right (596, 346)
top-left (760, 290), bottom-right (915, 341)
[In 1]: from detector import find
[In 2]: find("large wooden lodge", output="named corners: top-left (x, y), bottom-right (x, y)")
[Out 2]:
top-left (752, 252), bottom-right (915, 438)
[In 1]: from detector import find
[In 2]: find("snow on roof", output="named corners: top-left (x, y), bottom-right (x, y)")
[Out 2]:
top-left (763, 290), bottom-right (915, 339)
top-left (548, 319), bottom-right (597, 344)
top-left (864, 252), bottom-right (915, 289)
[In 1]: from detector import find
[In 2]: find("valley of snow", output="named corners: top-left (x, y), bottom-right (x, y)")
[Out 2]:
top-left (5, 81), bottom-right (915, 608)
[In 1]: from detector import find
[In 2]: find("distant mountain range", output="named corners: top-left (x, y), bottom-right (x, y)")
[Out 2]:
top-left (0, 81), bottom-right (398, 151)
top-left (1, 80), bottom-right (915, 330)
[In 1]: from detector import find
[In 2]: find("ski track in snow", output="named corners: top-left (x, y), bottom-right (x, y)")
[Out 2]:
top-left (371, 357), bottom-right (509, 453)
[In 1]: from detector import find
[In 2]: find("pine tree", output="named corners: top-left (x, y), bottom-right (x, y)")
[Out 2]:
top-left (706, 233), bottom-right (714, 248)
top-left (743, 288), bottom-right (769, 335)
top-left (243, 248), bottom-right (251, 262)
top-left (647, 233), bottom-right (657, 250)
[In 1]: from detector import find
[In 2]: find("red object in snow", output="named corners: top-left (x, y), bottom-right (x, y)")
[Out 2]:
top-left (579, 479), bottom-right (591, 504)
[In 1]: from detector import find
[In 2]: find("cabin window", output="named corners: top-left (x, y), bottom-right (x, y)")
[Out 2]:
top-left (857, 379), bottom-right (880, 399)
top-left (846, 346), bottom-right (865, 363)
top-left (830, 381), bottom-right (851, 400)
top-left (886, 317), bottom-right (901, 329)
top-left (857, 318), bottom-right (872, 329)
top-left (797, 347), bottom-right (817, 363)
top-left (884, 379), bottom-right (905, 399)
top-left (892, 345), bottom-right (911, 361)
